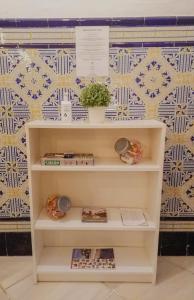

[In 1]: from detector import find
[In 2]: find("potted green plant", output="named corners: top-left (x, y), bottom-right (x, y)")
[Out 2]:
top-left (80, 83), bottom-right (111, 123)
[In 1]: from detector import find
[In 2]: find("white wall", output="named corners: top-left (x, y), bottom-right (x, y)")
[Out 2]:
top-left (0, 0), bottom-right (194, 18)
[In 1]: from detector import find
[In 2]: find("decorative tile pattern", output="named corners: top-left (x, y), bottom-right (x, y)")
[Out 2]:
top-left (158, 86), bottom-right (194, 133)
top-left (137, 62), bottom-right (171, 98)
top-left (135, 60), bottom-right (172, 99)
top-left (162, 47), bottom-right (194, 72)
top-left (0, 88), bottom-right (30, 134)
top-left (0, 46), bottom-right (194, 223)
top-left (0, 146), bottom-right (28, 188)
top-left (186, 184), bottom-right (194, 198)
top-left (39, 49), bottom-right (76, 74)
top-left (109, 48), bottom-right (147, 74)
top-left (14, 62), bottom-right (53, 100)
top-left (0, 198), bottom-right (30, 219)
top-left (71, 90), bottom-right (88, 121)
top-left (161, 197), bottom-right (194, 217)
top-left (113, 87), bottom-right (145, 120)
top-left (0, 49), bottom-right (24, 75)
top-left (42, 89), bottom-right (60, 120)
top-left (163, 144), bottom-right (194, 187)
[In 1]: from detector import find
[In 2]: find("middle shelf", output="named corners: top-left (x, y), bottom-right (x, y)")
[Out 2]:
top-left (35, 208), bottom-right (156, 231)
top-left (31, 158), bottom-right (161, 172)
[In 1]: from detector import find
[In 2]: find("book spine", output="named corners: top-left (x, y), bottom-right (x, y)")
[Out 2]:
top-left (41, 158), bottom-right (63, 166)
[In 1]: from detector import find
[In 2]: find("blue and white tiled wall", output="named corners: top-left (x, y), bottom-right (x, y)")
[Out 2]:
top-left (0, 17), bottom-right (194, 255)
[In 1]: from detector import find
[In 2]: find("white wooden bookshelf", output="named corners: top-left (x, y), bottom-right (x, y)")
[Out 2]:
top-left (26, 120), bottom-right (166, 283)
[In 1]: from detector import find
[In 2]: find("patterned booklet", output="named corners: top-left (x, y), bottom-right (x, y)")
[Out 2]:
top-left (82, 208), bottom-right (107, 223)
top-left (71, 248), bottom-right (115, 269)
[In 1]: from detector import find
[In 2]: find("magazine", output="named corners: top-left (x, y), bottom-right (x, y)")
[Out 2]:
top-left (71, 248), bottom-right (115, 269)
top-left (82, 208), bottom-right (107, 223)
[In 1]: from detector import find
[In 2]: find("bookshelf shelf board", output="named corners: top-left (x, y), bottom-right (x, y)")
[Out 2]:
top-left (31, 158), bottom-right (161, 172)
top-left (37, 246), bottom-right (154, 282)
top-left (35, 208), bottom-right (156, 231)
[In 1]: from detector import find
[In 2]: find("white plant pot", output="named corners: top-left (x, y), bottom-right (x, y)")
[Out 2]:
top-left (88, 107), bottom-right (105, 123)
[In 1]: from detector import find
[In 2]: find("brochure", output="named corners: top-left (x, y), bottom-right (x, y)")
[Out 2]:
top-left (120, 208), bottom-right (147, 226)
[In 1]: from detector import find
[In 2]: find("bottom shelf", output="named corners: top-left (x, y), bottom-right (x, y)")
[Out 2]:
top-left (37, 246), bottom-right (154, 282)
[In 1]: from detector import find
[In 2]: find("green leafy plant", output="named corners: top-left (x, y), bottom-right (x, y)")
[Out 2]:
top-left (80, 83), bottom-right (111, 107)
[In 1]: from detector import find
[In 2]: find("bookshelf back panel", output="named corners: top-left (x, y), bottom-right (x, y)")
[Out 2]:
top-left (39, 172), bottom-right (151, 209)
top-left (42, 231), bottom-right (154, 247)
top-left (34, 128), bottom-right (162, 164)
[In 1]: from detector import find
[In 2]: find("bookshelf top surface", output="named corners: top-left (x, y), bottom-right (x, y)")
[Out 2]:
top-left (26, 120), bottom-right (165, 129)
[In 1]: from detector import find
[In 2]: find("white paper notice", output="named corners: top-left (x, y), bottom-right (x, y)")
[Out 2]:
top-left (76, 26), bottom-right (109, 77)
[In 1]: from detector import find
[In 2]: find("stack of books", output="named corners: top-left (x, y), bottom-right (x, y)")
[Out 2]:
top-left (41, 152), bottom-right (94, 166)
